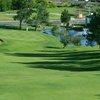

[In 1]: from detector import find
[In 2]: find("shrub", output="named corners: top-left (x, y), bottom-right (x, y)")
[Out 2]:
top-left (48, 1), bottom-right (56, 8)
top-left (71, 36), bottom-right (81, 46)
top-left (61, 2), bottom-right (71, 7)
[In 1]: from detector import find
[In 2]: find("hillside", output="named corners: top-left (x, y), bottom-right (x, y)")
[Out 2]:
top-left (0, 29), bottom-right (62, 52)
top-left (0, 29), bottom-right (100, 100)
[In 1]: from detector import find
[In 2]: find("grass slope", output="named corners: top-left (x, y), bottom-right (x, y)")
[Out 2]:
top-left (0, 29), bottom-right (62, 52)
top-left (0, 29), bottom-right (100, 100)
top-left (0, 7), bottom-right (82, 21)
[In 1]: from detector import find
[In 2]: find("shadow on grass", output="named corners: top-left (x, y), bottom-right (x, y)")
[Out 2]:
top-left (0, 25), bottom-right (20, 30)
top-left (45, 46), bottom-right (62, 49)
top-left (0, 25), bottom-right (35, 31)
top-left (96, 94), bottom-right (100, 96)
top-left (8, 50), bottom-right (100, 72)
top-left (95, 94), bottom-right (100, 99)
top-left (18, 61), bottom-right (100, 71)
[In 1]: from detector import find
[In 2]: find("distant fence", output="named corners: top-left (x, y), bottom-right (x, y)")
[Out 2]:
top-left (69, 18), bottom-right (86, 25)
top-left (50, 18), bottom-right (86, 26)
top-left (0, 21), bottom-right (26, 27)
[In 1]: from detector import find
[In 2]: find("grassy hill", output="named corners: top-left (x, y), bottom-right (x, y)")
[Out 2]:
top-left (0, 29), bottom-right (62, 52)
top-left (0, 29), bottom-right (100, 100)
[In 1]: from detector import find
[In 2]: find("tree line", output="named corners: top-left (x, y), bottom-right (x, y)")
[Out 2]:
top-left (1, 0), bottom-right (99, 12)
top-left (0, 0), bottom-right (48, 11)
top-left (13, 0), bottom-right (49, 30)
top-left (52, 7), bottom-right (100, 49)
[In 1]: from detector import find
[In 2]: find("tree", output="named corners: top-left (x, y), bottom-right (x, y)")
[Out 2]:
top-left (12, 0), bottom-right (22, 10)
top-left (36, 2), bottom-right (49, 24)
top-left (48, 1), bottom-right (57, 8)
top-left (27, 0), bottom-right (49, 31)
top-left (34, 0), bottom-right (48, 8)
top-left (86, 7), bottom-right (100, 49)
top-left (60, 9), bottom-right (70, 28)
top-left (0, 0), bottom-right (6, 11)
top-left (60, 30), bottom-right (70, 48)
top-left (28, 0), bottom-right (49, 31)
top-left (71, 36), bottom-right (81, 46)
top-left (12, 0), bottom-right (34, 10)
top-left (14, 8), bottom-right (33, 30)
top-left (52, 26), bottom-right (70, 48)
top-left (0, 0), bottom-right (11, 11)
top-left (13, 0), bottom-right (33, 29)
top-left (26, 16), bottom-right (40, 31)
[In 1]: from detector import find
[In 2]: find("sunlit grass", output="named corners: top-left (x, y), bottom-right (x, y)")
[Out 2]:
top-left (0, 26), bottom-right (100, 100)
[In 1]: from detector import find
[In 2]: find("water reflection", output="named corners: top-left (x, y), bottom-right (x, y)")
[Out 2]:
top-left (41, 28), bottom-right (96, 46)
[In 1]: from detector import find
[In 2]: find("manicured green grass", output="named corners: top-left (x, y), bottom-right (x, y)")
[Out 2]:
top-left (0, 29), bottom-right (61, 52)
top-left (0, 14), bottom-right (13, 21)
top-left (49, 14), bottom-right (60, 20)
top-left (0, 10), bottom-right (16, 21)
top-left (0, 29), bottom-right (100, 100)
top-left (48, 7), bottom-right (79, 14)
top-left (0, 7), bottom-right (84, 21)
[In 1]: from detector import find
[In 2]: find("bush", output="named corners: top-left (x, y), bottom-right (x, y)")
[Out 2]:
top-left (61, 2), bottom-right (71, 7)
top-left (48, 1), bottom-right (56, 8)
top-left (71, 36), bottom-right (81, 46)
top-left (0, 0), bottom-right (11, 11)
top-left (71, 26), bottom-right (83, 31)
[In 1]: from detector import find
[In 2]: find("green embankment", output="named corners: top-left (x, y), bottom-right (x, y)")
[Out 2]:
top-left (0, 7), bottom-right (82, 21)
top-left (0, 29), bottom-right (62, 52)
top-left (0, 29), bottom-right (100, 100)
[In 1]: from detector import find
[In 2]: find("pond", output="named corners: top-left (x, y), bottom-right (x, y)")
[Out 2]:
top-left (41, 28), bottom-right (96, 46)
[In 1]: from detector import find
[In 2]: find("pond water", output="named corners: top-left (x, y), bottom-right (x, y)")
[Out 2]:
top-left (41, 28), bottom-right (96, 46)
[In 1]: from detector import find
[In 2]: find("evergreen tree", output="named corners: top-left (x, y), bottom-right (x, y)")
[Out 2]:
top-left (28, 0), bottom-right (49, 31)
top-left (86, 7), bottom-right (100, 49)
top-left (60, 9), bottom-right (70, 28)
top-left (14, 0), bottom-right (33, 29)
